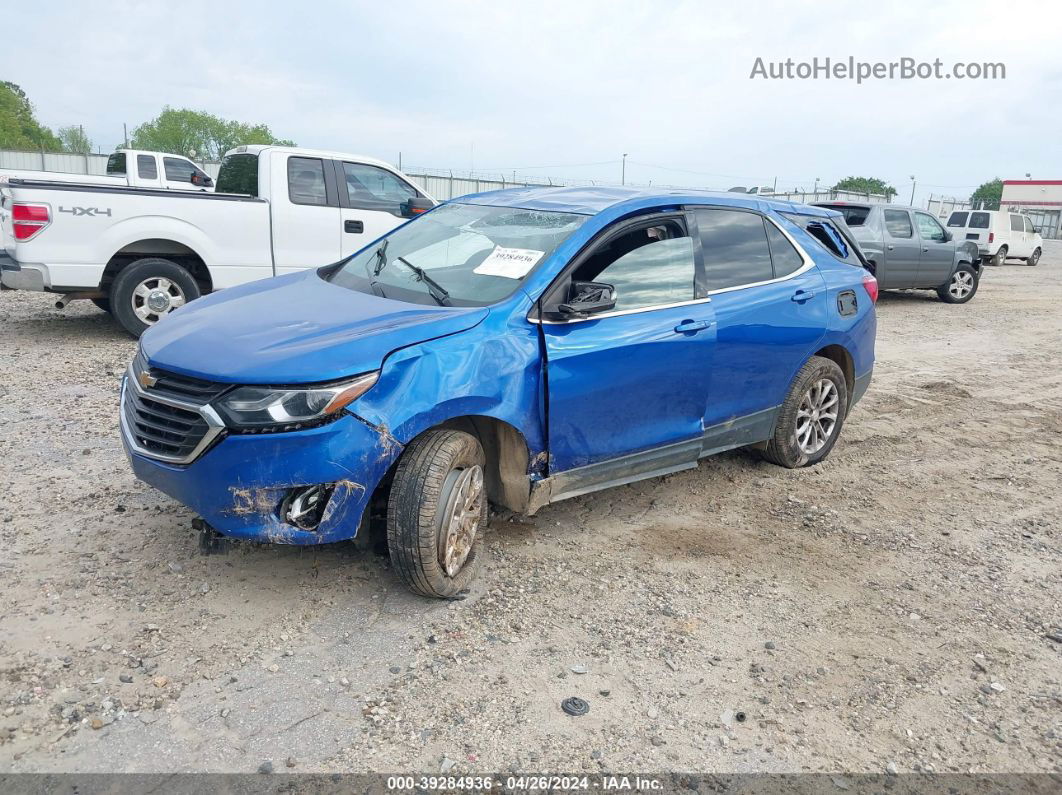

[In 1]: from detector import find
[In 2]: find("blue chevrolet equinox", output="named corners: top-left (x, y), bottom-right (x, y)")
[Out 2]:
top-left (121, 187), bottom-right (876, 597)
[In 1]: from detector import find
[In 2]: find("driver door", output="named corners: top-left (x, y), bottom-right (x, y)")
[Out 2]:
top-left (539, 213), bottom-right (716, 489)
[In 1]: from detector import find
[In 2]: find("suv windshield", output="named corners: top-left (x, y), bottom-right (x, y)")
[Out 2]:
top-left (329, 203), bottom-right (588, 306)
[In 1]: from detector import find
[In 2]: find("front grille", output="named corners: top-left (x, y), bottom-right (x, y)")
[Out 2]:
top-left (123, 353), bottom-right (227, 463)
top-left (133, 351), bottom-right (230, 402)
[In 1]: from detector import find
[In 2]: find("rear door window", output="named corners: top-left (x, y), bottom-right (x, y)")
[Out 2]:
top-left (883, 209), bottom-right (914, 239)
top-left (1010, 214), bottom-right (1024, 232)
top-left (764, 222), bottom-right (804, 277)
top-left (695, 209), bottom-right (774, 290)
top-left (969, 212), bottom-right (990, 229)
top-left (137, 154), bottom-right (157, 180)
top-left (946, 211), bottom-right (968, 228)
top-left (287, 157), bottom-right (329, 206)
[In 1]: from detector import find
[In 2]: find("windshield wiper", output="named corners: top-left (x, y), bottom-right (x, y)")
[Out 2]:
top-left (394, 256), bottom-right (450, 306)
top-left (370, 239), bottom-right (389, 277)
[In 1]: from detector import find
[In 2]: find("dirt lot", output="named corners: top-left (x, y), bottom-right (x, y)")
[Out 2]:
top-left (1, 245), bottom-right (1059, 775)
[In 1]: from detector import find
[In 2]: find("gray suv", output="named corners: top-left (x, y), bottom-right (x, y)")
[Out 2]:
top-left (814, 203), bottom-right (982, 304)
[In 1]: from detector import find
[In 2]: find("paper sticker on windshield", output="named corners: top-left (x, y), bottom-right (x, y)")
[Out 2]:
top-left (473, 246), bottom-right (545, 279)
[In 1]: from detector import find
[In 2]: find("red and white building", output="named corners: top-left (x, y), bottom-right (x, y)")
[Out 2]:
top-left (1000, 180), bottom-right (1062, 239)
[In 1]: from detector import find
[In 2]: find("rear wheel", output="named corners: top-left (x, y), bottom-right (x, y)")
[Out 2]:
top-left (109, 258), bottom-right (200, 338)
top-left (387, 429), bottom-right (487, 598)
top-left (991, 246), bottom-right (1007, 267)
top-left (762, 356), bottom-right (848, 469)
top-left (937, 263), bottom-right (979, 304)
top-left (1027, 248), bottom-right (1041, 266)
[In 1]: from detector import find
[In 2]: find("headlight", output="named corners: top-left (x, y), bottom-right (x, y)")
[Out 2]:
top-left (214, 372), bottom-right (378, 431)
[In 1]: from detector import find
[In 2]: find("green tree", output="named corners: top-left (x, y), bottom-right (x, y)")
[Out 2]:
top-left (970, 178), bottom-right (1003, 208)
top-left (831, 176), bottom-right (897, 198)
top-left (58, 124), bottom-right (93, 154)
top-left (130, 107), bottom-right (295, 160)
top-left (0, 81), bottom-right (62, 151)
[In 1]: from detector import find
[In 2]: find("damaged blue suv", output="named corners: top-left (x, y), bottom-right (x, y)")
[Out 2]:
top-left (121, 187), bottom-right (876, 597)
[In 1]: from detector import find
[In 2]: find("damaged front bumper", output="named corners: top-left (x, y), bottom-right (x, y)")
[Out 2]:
top-left (123, 413), bottom-right (402, 544)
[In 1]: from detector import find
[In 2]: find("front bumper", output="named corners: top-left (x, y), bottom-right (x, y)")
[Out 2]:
top-left (0, 252), bottom-right (46, 291)
top-left (122, 408), bottom-right (403, 545)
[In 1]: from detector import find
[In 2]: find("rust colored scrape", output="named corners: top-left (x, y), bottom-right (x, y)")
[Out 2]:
top-left (228, 487), bottom-right (279, 516)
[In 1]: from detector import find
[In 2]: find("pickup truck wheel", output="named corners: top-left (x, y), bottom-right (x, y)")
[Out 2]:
top-left (937, 263), bottom-right (979, 304)
top-left (1027, 248), bottom-right (1041, 266)
top-left (991, 246), bottom-right (1007, 266)
top-left (109, 258), bottom-right (200, 338)
top-left (91, 298), bottom-right (111, 314)
top-left (762, 356), bottom-right (848, 469)
top-left (387, 429), bottom-right (487, 598)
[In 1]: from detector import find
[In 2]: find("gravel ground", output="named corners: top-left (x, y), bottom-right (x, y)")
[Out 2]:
top-left (0, 244), bottom-right (1059, 775)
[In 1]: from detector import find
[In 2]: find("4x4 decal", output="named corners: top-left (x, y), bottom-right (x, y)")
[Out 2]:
top-left (59, 206), bottom-right (112, 217)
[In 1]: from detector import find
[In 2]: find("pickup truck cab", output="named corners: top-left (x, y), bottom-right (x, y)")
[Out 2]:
top-left (0, 149), bottom-right (213, 192)
top-left (944, 209), bottom-right (1043, 267)
top-left (121, 187), bottom-right (876, 598)
top-left (0, 146), bottom-right (433, 336)
top-left (814, 202), bottom-right (982, 304)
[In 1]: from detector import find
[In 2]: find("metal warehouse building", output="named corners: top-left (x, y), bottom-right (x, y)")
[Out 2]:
top-left (1001, 180), bottom-right (1062, 239)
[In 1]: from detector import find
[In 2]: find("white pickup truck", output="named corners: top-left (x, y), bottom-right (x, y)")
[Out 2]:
top-left (0, 145), bottom-right (434, 336)
top-left (0, 149), bottom-right (215, 192)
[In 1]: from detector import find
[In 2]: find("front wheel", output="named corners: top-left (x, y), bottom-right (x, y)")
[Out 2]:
top-left (937, 263), bottom-right (979, 304)
top-left (762, 356), bottom-right (848, 469)
top-left (387, 429), bottom-right (487, 598)
top-left (1027, 248), bottom-right (1041, 266)
top-left (109, 258), bottom-right (200, 338)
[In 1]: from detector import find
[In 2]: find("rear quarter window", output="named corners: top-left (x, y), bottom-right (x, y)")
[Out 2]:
top-left (782, 212), bottom-right (863, 267)
top-left (969, 212), bottom-right (990, 229)
top-left (947, 211), bottom-right (968, 228)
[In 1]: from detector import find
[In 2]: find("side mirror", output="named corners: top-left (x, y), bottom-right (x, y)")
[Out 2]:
top-left (401, 197), bottom-right (434, 218)
top-left (942, 229), bottom-right (952, 242)
top-left (558, 280), bottom-right (616, 317)
top-left (191, 173), bottom-right (213, 187)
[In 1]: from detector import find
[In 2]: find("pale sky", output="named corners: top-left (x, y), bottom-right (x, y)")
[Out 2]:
top-left (3, 0), bottom-right (1060, 205)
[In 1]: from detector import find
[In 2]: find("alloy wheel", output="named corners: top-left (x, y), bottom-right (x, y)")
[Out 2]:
top-left (437, 464), bottom-right (484, 577)
top-left (795, 379), bottom-right (839, 455)
top-left (132, 277), bottom-right (186, 324)
top-left (948, 270), bottom-right (974, 300)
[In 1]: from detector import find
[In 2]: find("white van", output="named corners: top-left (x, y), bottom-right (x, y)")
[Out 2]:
top-left (945, 209), bottom-right (1043, 266)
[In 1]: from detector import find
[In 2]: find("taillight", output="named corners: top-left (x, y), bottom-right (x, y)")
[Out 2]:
top-left (12, 202), bottom-right (50, 241)
top-left (988, 232), bottom-right (994, 244)
top-left (862, 273), bottom-right (879, 304)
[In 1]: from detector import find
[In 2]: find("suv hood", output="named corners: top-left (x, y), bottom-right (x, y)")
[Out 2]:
top-left (140, 269), bottom-right (488, 383)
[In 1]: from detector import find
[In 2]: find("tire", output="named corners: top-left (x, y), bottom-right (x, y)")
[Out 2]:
top-left (762, 356), bottom-right (848, 469)
top-left (937, 263), bottom-right (979, 304)
top-left (109, 258), bottom-right (200, 338)
top-left (387, 429), bottom-right (487, 598)
top-left (1027, 248), bottom-right (1041, 266)
top-left (991, 246), bottom-right (1007, 267)
top-left (91, 298), bottom-right (111, 314)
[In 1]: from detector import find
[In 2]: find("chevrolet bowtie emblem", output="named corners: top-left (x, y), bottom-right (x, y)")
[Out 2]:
top-left (137, 370), bottom-right (158, 389)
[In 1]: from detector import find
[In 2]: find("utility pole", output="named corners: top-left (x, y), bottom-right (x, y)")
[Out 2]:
top-left (398, 152), bottom-right (402, 170)
top-left (622, 153), bottom-right (628, 186)
top-left (123, 123), bottom-right (129, 148)
top-left (813, 177), bottom-right (820, 194)
top-left (909, 175), bottom-right (916, 205)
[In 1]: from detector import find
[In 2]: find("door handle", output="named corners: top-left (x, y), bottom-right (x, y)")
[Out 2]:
top-left (344, 220), bottom-right (364, 234)
top-left (673, 319), bottom-right (712, 334)
top-left (791, 289), bottom-right (816, 303)
top-left (886, 244), bottom-right (895, 250)
top-left (921, 247), bottom-right (929, 253)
